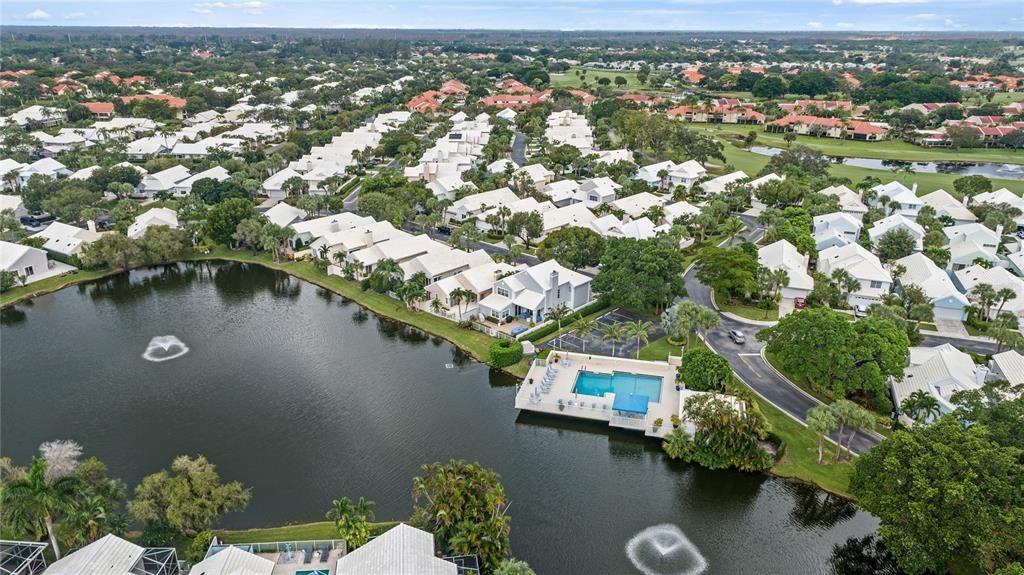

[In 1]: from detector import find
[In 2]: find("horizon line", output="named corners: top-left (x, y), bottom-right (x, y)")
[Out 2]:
top-left (1, 24), bottom-right (1021, 33)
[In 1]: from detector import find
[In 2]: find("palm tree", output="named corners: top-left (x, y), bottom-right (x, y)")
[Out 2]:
top-left (843, 405), bottom-right (875, 457)
top-left (600, 322), bottom-right (625, 357)
top-left (624, 320), bottom-right (653, 358)
top-left (970, 283), bottom-right (998, 321)
top-left (372, 258), bottom-right (403, 293)
top-left (806, 405), bottom-right (838, 465)
top-left (575, 318), bottom-right (598, 353)
top-left (397, 278), bottom-right (428, 309)
top-left (430, 298), bottom-right (445, 315)
top-left (900, 390), bottom-right (941, 423)
top-left (721, 217), bottom-right (746, 245)
top-left (1, 458), bottom-right (83, 559)
top-left (829, 400), bottom-right (859, 462)
top-left (325, 496), bottom-right (375, 531)
top-left (994, 287), bottom-right (1017, 318)
top-left (662, 429), bottom-right (691, 459)
top-left (544, 304), bottom-right (572, 332)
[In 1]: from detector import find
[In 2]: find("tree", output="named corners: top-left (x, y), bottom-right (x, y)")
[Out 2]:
top-left (494, 558), bottom-right (537, 575)
top-left (535, 226), bottom-right (605, 269)
top-left (282, 175), bottom-right (309, 197)
top-left (232, 217), bottom-right (267, 252)
top-left (945, 125), bottom-right (982, 150)
top-left (396, 276), bottom-right (428, 309)
top-left (874, 228), bottom-right (917, 262)
top-left (593, 238), bottom-right (687, 313)
top-left (205, 198), bottom-right (257, 245)
top-left (191, 178), bottom-right (247, 205)
top-left (764, 145), bottom-right (830, 179)
top-left (600, 322), bottom-right (625, 357)
top-left (696, 247), bottom-right (758, 303)
top-left (952, 174), bottom-right (992, 198)
top-left (41, 185), bottom-right (102, 223)
top-left (850, 417), bottom-right (1024, 574)
top-left (259, 222), bottom-right (293, 262)
top-left (506, 211), bottom-right (544, 247)
top-left (128, 455), bottom-right (251, 537)
top-left (79, 234), bottom-right (145, 271)
top-left (899, 389), bottom-right (941, 424)
top-left (752, 75), bottom-right (788, 99)
top-left (788, 71), bottom-right (837, 98)
top-left (368, 258), bottom-right (403, 293)
top-left (677, 394), bottom-right (772, 471)
top-left (720, 217), bottom-right (746, 244)
top-left (614, 76), bottom-right (627, 87)
top-left (677, 347), bottom-right (731, 392)
top-left (0, 457), bottom-right (83, 558)
top-left (325, 497), bottom-right (375, 549)
top-left (575, 318), bottom-right (598, 353)
top-left (624, 320), bottom-right (653, 358)
top-left (411, 460), bottom-right (511, 572)
top-left (661, 301), bottom-right (719, 351)
top-left (543, 304), bottom-right (572, 331)
top-left (805, 405), bottom-right (838, 465)
top-left (139, 226), bottom-right (192, 264)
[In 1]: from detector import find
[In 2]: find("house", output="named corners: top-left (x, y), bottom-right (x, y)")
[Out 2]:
top-left (578, 177), bottom-right (621, 206)
top-left (401, 247), bottom-right (494, 285)
top-left (476, 197), bottom-right (551, 232)
top-left (893, 252), bottom-right (970, 320)
top-left (813, 212), bottom-right (862, 250)
top-left (31, 221), bottom-right (101, 257)
top-left (664, 200), bottom-right (701, 223)
top-left (540, 203), bottom-right (597, 238)
top-left (766, 114), bottom-right (887, 140)
top-left (486, 158), bottom-right (516, 175)
top-left (633, 160), bottom-right (707, 191)
top-left (5, 105), bottom-right (66, 128)
top-left (317, 219), bottom-right (406, 263)
top-left (290, 212), bottom-right (375, 249)
top-left (445, 187), bottom-right (519, 223)
top-left (867, 214), bottom-right (925, 251)
top-left (514, 163), bottom-right (554, 188)
top-left (545, 110), bottom-right (594, 153)
top-left (700, 171), bottom-right (748, 196)
top-left (348, 234), bottom-right (442, 277)
top-left (972, 188), bottom-right (1024, 231)
top-left (758, 240), bottom-right (814, 301)
top-left (496, 107), bottom-right (518, 121)
top-left (81, 101), bottom-right (115, 119)
top-left (39, 534), bottom-right (179, 575)
top-left (138, 165), bottom-right (192, 196)
top-left (919, 189), bottom-right (976, 224)
top-left (262, 167), bottom-right (303, 199)
top-left (0, 159), bottom-right (27, 189)
top-left (171, 166), bottom-right (230, 196)
top-left (263, 201), bottom-right (306, 228)
top-left (954, 265), bottom-right (1024, 321)
top-left (817, 243), bottom-right (893, 308)
top-left (0, 241), bottom-right (54, 284)
top-left (891, 344), bottom-right (987, 422)
top-left (540, 180), bottom-right (581, 206)
top-left (427, 175), bottom-right (475, 202)
top-left (478, 259), bottom-right (592, 324)
top-left (19, 158), bottom-right (71, 182)
top-left (0, 194), bottom-right (27, 218)
top-left (188, 545), bottom-right (274, 575)
top-left (990, 350), bottom-right (1024, 386)
top-left (943, 223), bottom-right (1002, 270)
top-left (590, 214), bottom-right (668, 241)
top-left (426, 261), bottom-right (522, 320)
top-left (335, 523), bottom-right (457, 575)
top-left (869, 181), bottom-right (923, 218)
top-left (127, 207), bottom-right (179, 239)
top-left (125, 135), bottom-right (177, 157)
top-left (594, 149), bottom-right (634, 166)
top-left (610, 192), bottom-right (666, 219)
top-left (818, 184), bottom-right (868, 218)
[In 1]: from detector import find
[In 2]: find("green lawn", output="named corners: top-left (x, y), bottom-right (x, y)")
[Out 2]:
top-left (713, 289), bottom-right (779, 321)
top-left (696, 123), bottom-right (1024, 165)
top-left (550, 67), bottom-right (656, 93)
top-left (637, 335), bottom-right (683, 361)
top-left (216, 520), bottom-right (399, 544)
top-left (708, 137), bottom-right (1024, 196)
top-left (1, 268), bottom-right (119, 307)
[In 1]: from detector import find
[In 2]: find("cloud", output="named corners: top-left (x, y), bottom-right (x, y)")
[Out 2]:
top-left (63, 11), bottom-right (86, 20)
top-left (24, 8), bottom-right (50, 20)
top-left (192, 1), bottom-right (225, 13)
top-left (806, 21), bottom-right (824, 28)
top-left (835, 21), bottom-right (855, 28)
top-left (231, 0), bottom-right (265, 14)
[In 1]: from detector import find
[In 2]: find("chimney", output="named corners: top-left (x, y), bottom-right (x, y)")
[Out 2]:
top-left (975, 365), bottom-right (989, 388)
top-left (330, 219), bottom-right (340, 232)
top-left (996, 224), bottom-right (1004, 238)
top-left (86, 220), bottom-right (96, 233)
top-left (548, 269), bottom-right (559, 309)
top-left (911, 182), bottom-right (918, 194)
top-left (962, 195), bottom-right (970, 207)
top-left (363, 229), bottom-right (373, 247)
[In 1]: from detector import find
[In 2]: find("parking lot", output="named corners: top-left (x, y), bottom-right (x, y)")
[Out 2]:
top-left (542, 308), bottom-right (666, 359)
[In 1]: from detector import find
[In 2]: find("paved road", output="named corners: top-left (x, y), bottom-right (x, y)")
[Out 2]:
top-left (920, 333), bottom-right (998, 355)
top-left (511, 132), bottom-right (527, 167)
top-left (400, 222), bottom-right (541, 266)
top-left (685, 220), bottom-right (883, 454)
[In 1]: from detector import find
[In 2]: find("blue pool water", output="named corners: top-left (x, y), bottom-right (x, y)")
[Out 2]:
top-left (572, 371), bottom-right (664, 403)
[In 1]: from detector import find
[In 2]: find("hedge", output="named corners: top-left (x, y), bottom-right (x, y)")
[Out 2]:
top-left (489, 339), bottom-right (524, 368)
top-left (521, 299), bottom-right (611, 343)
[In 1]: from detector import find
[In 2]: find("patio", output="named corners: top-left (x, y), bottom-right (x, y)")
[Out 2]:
top-left (514, 351), bottom-right (687, 438)
top-left (204, 539), bottom-right (347, 575)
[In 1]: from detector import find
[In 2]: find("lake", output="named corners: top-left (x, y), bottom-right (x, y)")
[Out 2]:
top-left (0, 262), bottom-right (880, 574)
top-left (749, 145), bottom-right (1024, 180)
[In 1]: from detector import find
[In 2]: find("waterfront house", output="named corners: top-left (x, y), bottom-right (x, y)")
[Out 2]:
top-left (401, 247), bottom-right (494, 285)
top-left (972, 188), bottom-right (1024, 231)
top-left (0, 241), bottom-right (55, 284)
top-left (263, 201), bottom-right (306, 228)
top-left (478, 259), bottom-right (592, 325)
top-left (40, 534), bottom-right (178, 575)
top-left (893, 252), bottom-right (970, 320)
top-left (817, 243), bottom-right (893, 308)
top-left (336, 523), bottom-right (458, 575)
top-left (189, 545), bottom-right (274, 575)
top-left (891, 344), bottom-right (988, 423)
top-left (817, 184), bottom-right (868, 218)
top-left (425, 260), bottom-right (522, 320)
top-left (30, 221), bottom-right (102, 258)
top-left (289, 212), bottom-right (375, 249)
top-left (919, 189), bottom-right (976, 225)
top-left (127, 208), bottom-right (179, 239)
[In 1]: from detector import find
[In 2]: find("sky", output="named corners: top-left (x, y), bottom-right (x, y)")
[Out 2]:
top-left (0, 0), bottom-right (1021, 31)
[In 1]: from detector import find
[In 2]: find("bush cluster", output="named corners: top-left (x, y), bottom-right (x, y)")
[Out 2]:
top-left (489, 339), bottom-right (524, 368)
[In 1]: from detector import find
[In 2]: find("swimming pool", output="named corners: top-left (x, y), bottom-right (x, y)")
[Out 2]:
top-left (572, 371), bottom-right (663, 403)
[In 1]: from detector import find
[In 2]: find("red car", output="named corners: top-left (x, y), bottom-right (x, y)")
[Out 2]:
top-left (794, 297), bottom-right (807, 309)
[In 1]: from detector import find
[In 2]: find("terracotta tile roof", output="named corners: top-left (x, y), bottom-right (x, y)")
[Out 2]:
top-left (121, 93), bottom-right (187, 109)
top-left (82, 102), bottom-right (115, 114)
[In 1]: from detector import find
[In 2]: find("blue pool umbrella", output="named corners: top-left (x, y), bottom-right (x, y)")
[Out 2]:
top-left (612, 393), bottom-right (650, 414)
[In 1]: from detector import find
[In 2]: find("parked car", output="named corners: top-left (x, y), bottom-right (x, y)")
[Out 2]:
top-left (19, 216), bottom-right (40, 228)
top-left (794, 297), bottom-right (807, 309)
top-left (728, 330), bottom-right (745, 344)
top-left (854, 304), bottom-right (869, 317)
top-left (96, 219), bottom-right (115, 231)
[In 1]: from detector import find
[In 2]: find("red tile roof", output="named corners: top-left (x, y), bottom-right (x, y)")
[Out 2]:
top-left (769, 114), bottom-right (887, 135)
top-left (82, 102), bottom-right (115, 114)
top-left (439, 79), bottom-right (468, 95)
top-left (121, 93), bottom-right (187, 109)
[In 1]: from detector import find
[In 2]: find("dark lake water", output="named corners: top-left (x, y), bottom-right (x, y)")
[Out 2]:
top-left (749, 145), bottom-right (1024, 180)
top-left (1, 262), bottom-right (880, 574)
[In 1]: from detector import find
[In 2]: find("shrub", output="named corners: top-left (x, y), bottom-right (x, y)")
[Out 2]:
top-left (522, 299), bottom-right (610, 342)
top-left (186, 530), bottom-right (215, 563)
top-left (140, 521), bottom-right (179, 547)
top-left (677, 348), bottom-right (732, 392)
top-left (489, 339), bottom-right (524, 368)
top-left (653, 417), bottom-right (664, 428)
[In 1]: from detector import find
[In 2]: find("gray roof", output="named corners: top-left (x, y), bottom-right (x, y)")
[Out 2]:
top-left (335, 524), bottom-right (456, 575)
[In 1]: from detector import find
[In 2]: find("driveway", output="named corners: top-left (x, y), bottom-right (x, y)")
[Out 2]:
top-left (931, 317), bottom-right (970, 337)
top-left (544, 308), bottom-right (665, 359)
top-left (511, 132), bottom-right (528, 166)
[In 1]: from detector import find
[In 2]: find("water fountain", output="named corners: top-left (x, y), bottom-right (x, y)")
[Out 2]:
top-left (625, 524), bottom-right (708, 575)
top-left (141, 335), bottom-right (190, 362)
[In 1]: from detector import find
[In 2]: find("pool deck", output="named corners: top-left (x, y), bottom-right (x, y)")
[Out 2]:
top-left (514, 352), bottom-right (702, 438)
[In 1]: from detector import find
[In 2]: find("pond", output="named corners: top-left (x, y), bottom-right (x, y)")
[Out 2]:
top-left (749, 145), bottom-right (1024, 180)
top-left (0, 262), bottom-right (881, 574)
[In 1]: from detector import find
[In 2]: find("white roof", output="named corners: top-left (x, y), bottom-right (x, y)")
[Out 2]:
top-left (22, 157), bottom-right (68, 176)
top-left (817, 184), bottom-right (868, 215)
top-left (664, 200), bottom-right (700, 221)
top-left (992, 350), bottom-right (1024, 385)
top-left (920, 189), bottom-right (976, 222)
top-left (955, 265), bottom-right (1024, 315)
top-left (748, 173), bottom-right (783, 189)
top-left (291, 212), bottom-right (373, 239)
top-left (335, 523), bottom-right (456, 575)
top-left (701, 171), bottom-right (747, 194)
top-left (32, 221), bottom-right (101, 256)
top-left (893, 252), bottom-right (969, 307)
top-left (759, 240), bottom-right (814, 291)
top-left (893, 344), bottom-right (981, 412)
top-left (871, 181), bottom-right (922, 205)
top-left (0, 241), bottom-right (44, 271)
top-left (819, 242), bottom-right (891, 283)
top-left (541, 180), bottom-right (581, 203)
top-left (0, 158), bottom-right (27, 177)
top-left (43, 534), bottom-right (143, 575)
top-left (264, 202), bottom-right (306, 228)
top-left (128, 207), bottom-right (179, 239)
top-left (973, 188), bottom-right (1024, 210)
top-left (263, 167), bottom-right (303, 190)
top-left (515, 163), bottom-right (554, 183)
top-left (0, 194), bottom-right (25, 212)
top-left (175, 166), bottom-right (230, 189)
top-left (610, 192), bottom-right (665, 219)
top-left (141, 165), bottom-right (192, 192)
top-left (450, 187), bottom-right (518, 214)
top-left (542, 203), bottom-right (596, 233)
top-left (189, 545), bottom-right (274, 575)
top-left (868, 213), bottom-right (925, 242)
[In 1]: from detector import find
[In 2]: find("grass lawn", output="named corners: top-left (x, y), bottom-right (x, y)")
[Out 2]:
top-left (0, 268), bottom-right (120, 307)
top-left (550, 67), bottom-right (658, 93)
top-left (193, 248), bottom-right (532, 378)
top-left (216, 520), bottom-right (399, 544)
top-left (708, 138), bottom-right (1024, 196)
top-left (713, 289), bottom-right (779, 321)
top-left (964, 322), bottom-right (987, 337)
top-left (696, 123), bottom-right (1024, 165)
top-left (637, 335), bottom-right (684, 361)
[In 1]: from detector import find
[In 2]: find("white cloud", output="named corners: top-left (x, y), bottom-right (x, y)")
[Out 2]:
top-left (192, 1), bottom-right (225, 13)
top-left (231, 0), bottom-right (265, 14)
top-left (63, 11), bottom-right (86, 20)
top-left (806, 21), bottom-right (824, 28)
top-left (24, 8), bottom-right (50, 20)
top-left (835, 21), bottom-right (855, 28)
